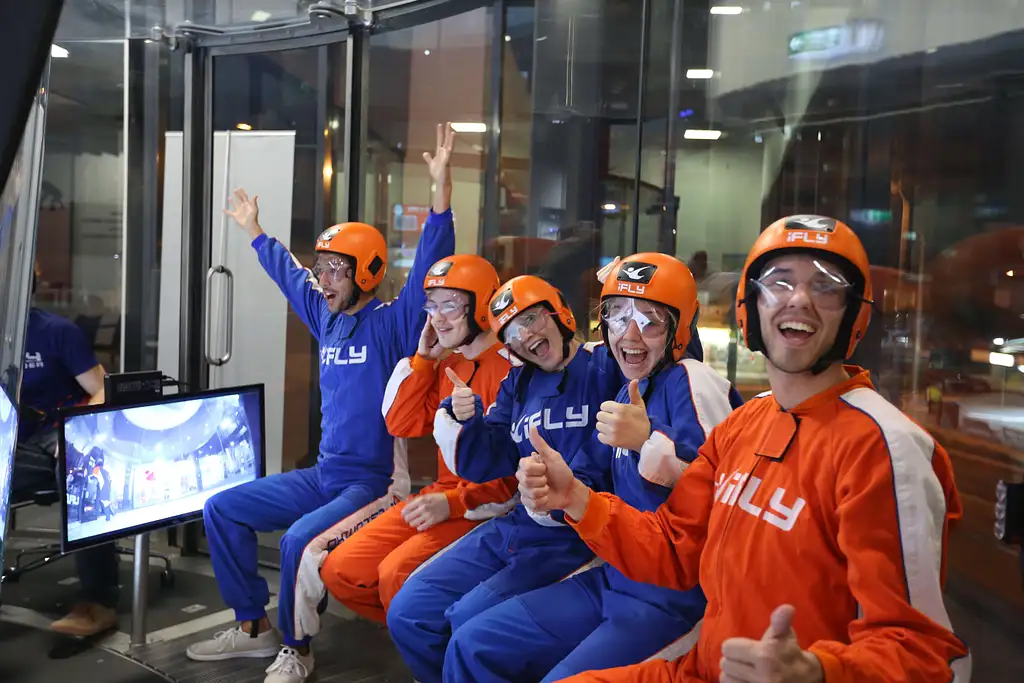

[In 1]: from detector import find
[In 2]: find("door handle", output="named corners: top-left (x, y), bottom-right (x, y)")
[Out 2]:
top-left (204, 265), bottom-right (234, 367)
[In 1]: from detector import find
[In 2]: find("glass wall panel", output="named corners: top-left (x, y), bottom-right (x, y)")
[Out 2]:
top-left (364, 6), bottom-right (492, 485)
top-left (646, 0), bottom-right (1024, 663)
top-left (0, 84), bottom-right (49, 572)
top-left (38, 42), bottom-right (125, 372)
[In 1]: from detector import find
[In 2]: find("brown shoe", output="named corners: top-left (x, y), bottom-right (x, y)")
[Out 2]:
top-left (50, 602), bottom-right (118, 637)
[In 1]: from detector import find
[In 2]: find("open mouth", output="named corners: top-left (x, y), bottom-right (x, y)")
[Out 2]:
top-left (324, 292), bottom-right (338, 305)
top-left (527, 338), bottom-right (550, 358)
top-left (778, 320), bottom-right (817, 344)
top-left (619, 347), bottom-right (648, 366)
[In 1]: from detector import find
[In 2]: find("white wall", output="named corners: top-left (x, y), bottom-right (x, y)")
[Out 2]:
top-left (41, 150), bottom-right (124, 310)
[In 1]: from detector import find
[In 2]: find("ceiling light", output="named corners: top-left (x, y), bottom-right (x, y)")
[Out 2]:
top-left (236, 123), bottom-right (253, 131)
top-left (990, 351), bottom-right (1014, 368)
top-left (505, 35), bottom-right (511, 42)
top-left (684, 129), bottom-right (722, 140)
top-left (602, 203), bottom-right (618, 211)
top-left (251, 11), bottom-right (271, 22)
top-left (686, 69), bottom-right (714, 79)
top-left (994, 337), bottom-right (1006, 346)
top-left (451, 122), bottom-right (487, 133)
top-left (424, 49), bottom-right (431, 56)
top-left (1007, 270), bottom-right (1015, 277)
top-left (710, 6), bottom-right (744, 15)
top-left (51, 45), bottom-right (69, 59)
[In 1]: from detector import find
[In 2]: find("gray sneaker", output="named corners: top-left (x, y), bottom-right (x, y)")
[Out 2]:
top-left (185, 625), bottom-right (282, 661)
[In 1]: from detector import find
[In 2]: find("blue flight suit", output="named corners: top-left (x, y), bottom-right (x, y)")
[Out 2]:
top-left (386, 342), bottom-right (624, 683)
top-left (203, 210), bottom-right (454, 647)
top-left (443, 354), bottom-right (743, 682)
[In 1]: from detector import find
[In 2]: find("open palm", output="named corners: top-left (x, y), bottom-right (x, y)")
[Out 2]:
top-left (422, 123), bottom-right (456, 183)
top-left (225, 187), bottom-right (260, 236)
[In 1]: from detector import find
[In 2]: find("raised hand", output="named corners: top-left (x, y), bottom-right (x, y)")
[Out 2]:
top-left (423, 123), bottom-right (456, 182)
top-left (719, 605), bottom-right (824, 683)
top-left (596, 256), bottom-right (622, 284)
top-left (596, 379), bottom-right (651, 452)
top-left (423, 123), bottom-right (455, 213)
top-left (224, 188), bottom-right (263, 240)
top-left (445, 367), bottom-right (476, 421)
top-left (517, 427), bottom-right (576, 513)
top-left (417, 318), bottom-right (446, 361)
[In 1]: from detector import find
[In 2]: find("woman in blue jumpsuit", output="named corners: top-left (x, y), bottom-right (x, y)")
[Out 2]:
top-left (444, 253), bottom-right (743, 682)
top-left (385, 275), bottom-right (624, 683)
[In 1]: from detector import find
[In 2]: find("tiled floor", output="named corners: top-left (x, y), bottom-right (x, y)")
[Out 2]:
top-left (4, 505), bottom-right (1024, 682)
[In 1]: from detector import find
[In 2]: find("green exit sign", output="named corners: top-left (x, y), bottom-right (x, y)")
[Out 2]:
top-left (788, 20), bottom-right (884, 61)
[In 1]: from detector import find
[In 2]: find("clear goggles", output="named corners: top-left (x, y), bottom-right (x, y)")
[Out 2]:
top-left (424, 297), bottom-right (469, 320)
top-left (600, 297), bottom-right (673, 338)
top-left (752, 260), bottom-right (852, 311)
top-left (503, 308), bottom-right (552, 344)
top-left (312, 256), bottom-right (352, 282)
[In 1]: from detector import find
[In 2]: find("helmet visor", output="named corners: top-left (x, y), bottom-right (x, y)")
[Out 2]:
top-left (753, 259), bottom-right (852, 311)
top-left (600, 297), bottom-right (672, 338)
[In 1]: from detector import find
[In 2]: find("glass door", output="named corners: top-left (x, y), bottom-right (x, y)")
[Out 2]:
top-left (160, 43), bottom-right (345, 477)
top-left (208, 47), bottom-right (341, 477)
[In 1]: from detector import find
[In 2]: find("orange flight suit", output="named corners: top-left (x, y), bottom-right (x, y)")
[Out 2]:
top-left (558, 367), bottom-right (971, 683)
top-left (321, 345), bottom-right (517, 623)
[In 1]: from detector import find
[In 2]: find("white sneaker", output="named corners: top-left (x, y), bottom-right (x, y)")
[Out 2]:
top-left (264, 646), bottom-right (314, 683)
top-left (185, 624), bottom-right (282, 661)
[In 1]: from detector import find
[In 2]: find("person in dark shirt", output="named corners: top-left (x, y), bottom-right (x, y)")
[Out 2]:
top-left (12, 265), bottom-right (119, 637)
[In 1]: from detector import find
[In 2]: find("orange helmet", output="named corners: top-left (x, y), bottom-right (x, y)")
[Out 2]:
top-left (424, 254), bottom-right (500, 330)
top-left (600, 253), bottom-right (699, 362)
top-left (736, 214), bottom-right (874, 362)
top-left (315, 222), bottom-right (388, 291)
top-left (488, 275), bottom-right (575, 342)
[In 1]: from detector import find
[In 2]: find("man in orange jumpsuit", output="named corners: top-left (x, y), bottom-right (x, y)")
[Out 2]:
top-left (519, 215), bottom-right (972, 683)
top-left (320, 253), bottom-right (517, 622)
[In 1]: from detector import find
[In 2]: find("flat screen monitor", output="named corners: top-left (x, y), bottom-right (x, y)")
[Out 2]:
top-left (58, 384), bottom-right (265, 553)
top-left (0, 389), bottom-right (18, 556)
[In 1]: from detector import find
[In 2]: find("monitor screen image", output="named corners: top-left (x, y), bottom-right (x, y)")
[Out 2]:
top-left (0, 389), bottom-right (18, 556)
top-left (59, 385), bottom-right (265, 552)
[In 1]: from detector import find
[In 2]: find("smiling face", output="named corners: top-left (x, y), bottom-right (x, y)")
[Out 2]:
top-left (426, 288), bottom-right (472, 348)
top-left (602, 297), bottom-right (672, 381)
top-left (314, 253), bottom-right (356, 314)
top-left (755, 254), bottom-right (851, 374)
top-left (503, 304), bottom-right (565, 371)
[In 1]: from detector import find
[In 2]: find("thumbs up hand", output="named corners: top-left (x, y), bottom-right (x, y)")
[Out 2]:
top-left (719, 605), bottom-right (824, 683)
top-left (517, 427), bottom-right (577, 513)
top-left (596, 379), bottom-right (651, 453)
top-left (445, 367), bottom-right (477, 422)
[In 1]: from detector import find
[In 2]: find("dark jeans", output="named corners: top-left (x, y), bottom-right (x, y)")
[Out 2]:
top-left (12, 429), bottom-right (120, 609)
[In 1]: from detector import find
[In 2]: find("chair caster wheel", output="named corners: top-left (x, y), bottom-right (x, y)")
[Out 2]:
top-left (160, 569), bottom-right (175, 588)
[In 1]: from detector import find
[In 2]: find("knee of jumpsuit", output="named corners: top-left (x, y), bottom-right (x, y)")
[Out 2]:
top-left (443, 597), bottom-right (554, 683)
top-left (321, 548), bottom-right (387, 624)
top-left (444, 581), bottom-right (504, 633)
top-left (386, 575), bottom-right (453, 683)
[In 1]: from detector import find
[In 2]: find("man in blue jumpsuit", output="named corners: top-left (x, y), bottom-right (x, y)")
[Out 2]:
top-left (185, 125), bottom-right (457, 683)
top-left (12, 265), bottom-right (115, 637)
top-left (386, 274), bottom-right (624, 683)
top-left (443, 253), bottom-right (743, 682)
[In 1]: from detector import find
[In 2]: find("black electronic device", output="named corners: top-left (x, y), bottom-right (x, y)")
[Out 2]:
top-left (103, 371), bottom-right (163, 407)
top-left (58, 384), bottom-right (266, 553)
